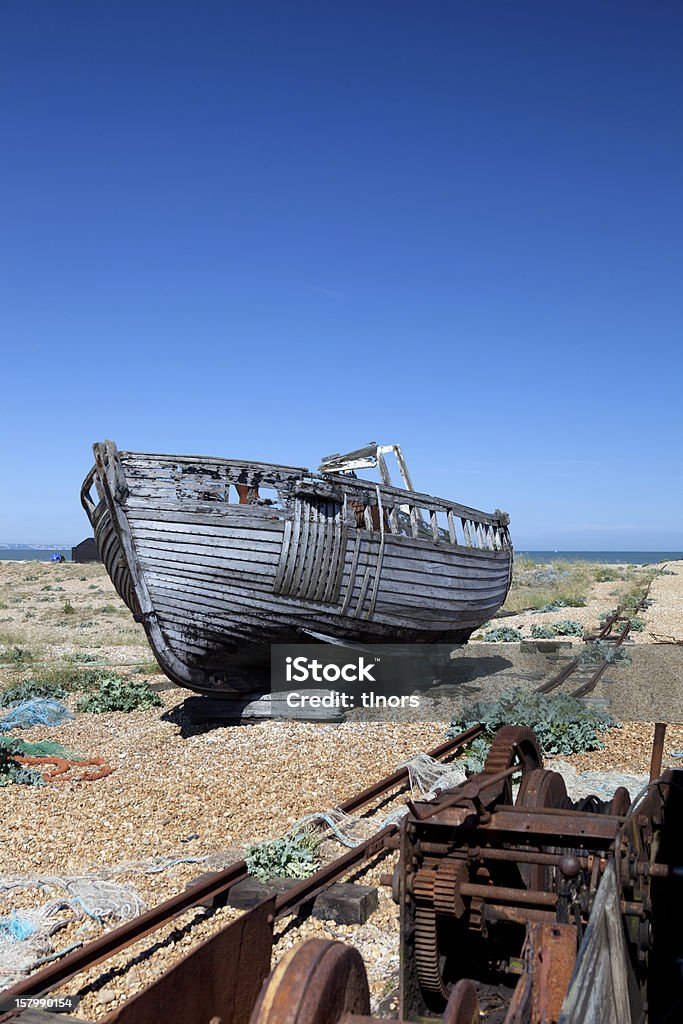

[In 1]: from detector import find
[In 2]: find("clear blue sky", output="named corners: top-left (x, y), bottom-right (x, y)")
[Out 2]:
top-left (1, 2), bottom-right (681, 549)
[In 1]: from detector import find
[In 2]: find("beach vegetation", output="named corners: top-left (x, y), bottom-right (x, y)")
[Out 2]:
top-left (529, 624), bottom-right (555, 639)
top-left (447, 687), bottom-right (618, 771)
top-left (483, 626), bottom-right (523, 642)
top-left (246, 830), bottom-right (320, 882)
top-left (76, 677), bottom-right (162, 713)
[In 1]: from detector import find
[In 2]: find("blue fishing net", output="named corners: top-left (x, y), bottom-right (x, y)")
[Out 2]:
top-left (0, 699), bottom-right (74, 732)
top-left (0, 911), bottom-right (35, 942)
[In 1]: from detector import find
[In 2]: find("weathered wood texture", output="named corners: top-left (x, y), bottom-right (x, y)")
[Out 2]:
top-left (81, 442), bottom-right (513, 695)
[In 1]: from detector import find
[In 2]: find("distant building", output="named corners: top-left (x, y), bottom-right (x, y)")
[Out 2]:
top-left (72, 537), bottom-right (100, 563)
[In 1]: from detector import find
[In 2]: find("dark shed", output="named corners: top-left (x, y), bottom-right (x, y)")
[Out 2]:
top-left (72, 537), bottom-right (100, 563)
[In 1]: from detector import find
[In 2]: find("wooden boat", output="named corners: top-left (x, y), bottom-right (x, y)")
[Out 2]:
top-left (81, 441), bottom-right (513, 697)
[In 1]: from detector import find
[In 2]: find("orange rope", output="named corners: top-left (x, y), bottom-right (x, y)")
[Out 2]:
top-left (14, 755), bottom-right (114, 782)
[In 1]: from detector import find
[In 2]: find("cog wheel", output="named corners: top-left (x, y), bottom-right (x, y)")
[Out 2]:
top-left (433, 858), bottom-right (467, 918)
top-left (516, 769), bottom-right (569, 890)
top-left (482, 726), bottom-right (543, 805)
top-left (413, 867), bottom-right (449, 1008)
top-left (415, 901), bottom-right (448, 1008)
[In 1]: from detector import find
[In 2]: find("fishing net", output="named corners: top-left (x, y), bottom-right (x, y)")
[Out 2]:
top-left (0, 699), bottom-right (74, 731)
top-left (0, 737), bottom-right (84, 761)
top-left (0, 854), bottom-right (208, 983)
top-left (0, 899), bottom-right (76, 981)
top-left (290, 753), bottom-right (468, 848)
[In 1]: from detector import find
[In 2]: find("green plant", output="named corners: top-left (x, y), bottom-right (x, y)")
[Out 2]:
top-left (0, 678), bottom-right (69, 706)
top-left (245, 830), bottom-right (320, 881)
top-left (629, 617), bottom-right (646, 632)
top-left (482, 627), bottom-right (523, 643)
top-left (0, 646), bottom-right (33, 666)
top-left (552, 620), bottom-right (584, 637)
top-left (76, 677), bottom-right (162, 713)
top-left (579, 641), bottom-right (632, 667)
top-left (514, 555), bottom-right (537, 571)
top-left (530, 625), bottom-right (555, 639)
top-left (135, 660), bottom-right (161, 675)
top-left (446, 686), bottom-right (618, 770)
top-left (0, 742), bottom-right (45, 787)
top-left (594, 567), bottom-right (623, 582)
top-left (63, 600), bottom-right (75, 615)
top-left (555, 594), bottom-right (587, 608)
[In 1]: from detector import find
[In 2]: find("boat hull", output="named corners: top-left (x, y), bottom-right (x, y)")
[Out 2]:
top-left (82, 442), bottom-right (513, 696)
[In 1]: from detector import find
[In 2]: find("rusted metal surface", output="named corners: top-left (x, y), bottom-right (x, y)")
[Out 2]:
top-left (535, 594), bottom-right (651, 701)
top-left (505, 923), bottom-right (576, 1024)
top-left (101, 898), bottom-right (276, 1024)
top-left (649, 722), bottom-right (667, 781)
top-left (249, 939), bottom-right (370, 1024)
top-left (396, 727), bottom-right (679, 1022)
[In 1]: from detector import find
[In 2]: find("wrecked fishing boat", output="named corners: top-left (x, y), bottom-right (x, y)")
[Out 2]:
top-left (81, 441), bottom-right (513, 697)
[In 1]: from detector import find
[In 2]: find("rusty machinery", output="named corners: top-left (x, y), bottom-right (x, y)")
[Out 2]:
top-left (251, 726), bottom-right (682, 1024)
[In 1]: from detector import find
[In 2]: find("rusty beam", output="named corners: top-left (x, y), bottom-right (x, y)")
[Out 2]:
top-left (100, 898), bottom-right (275, 1024)
top-left (649, 722), bottom-right (667, 781)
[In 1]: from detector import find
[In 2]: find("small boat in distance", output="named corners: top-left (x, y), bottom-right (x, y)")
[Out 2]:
top-left (81, 441), bottom-right (513, 698)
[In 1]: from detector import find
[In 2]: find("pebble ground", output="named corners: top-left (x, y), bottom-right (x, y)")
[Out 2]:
top-left (0, 558), bottom-right (681, 1017)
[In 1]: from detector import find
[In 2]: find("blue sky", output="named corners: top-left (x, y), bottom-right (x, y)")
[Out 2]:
top-left (1, 2), bottom-right (681, 548)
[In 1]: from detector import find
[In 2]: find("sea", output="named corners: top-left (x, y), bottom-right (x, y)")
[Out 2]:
top-left (0, 547), bottom-right (681, 565)
top-left (0, 548), bottom-right (72, 561)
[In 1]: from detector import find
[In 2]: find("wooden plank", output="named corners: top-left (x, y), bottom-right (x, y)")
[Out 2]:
top-left (279, 497), bottom-right (303, 595)
top-left (353, 567), bottom-right (372, 618)
top-left (558, 862), bottom-right (630, 1024)
top-left (272, 518), bottom-right (293, 593)
top-left (340, 534), bottom-right (362, 616)
top-left (135, 543), bottom-right (280, 573)
top-left (128, 517), bottom-right (284, 544)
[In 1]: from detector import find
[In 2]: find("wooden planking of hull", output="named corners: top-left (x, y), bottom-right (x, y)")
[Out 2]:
top-left (81, 440), bottom-right (514, 697)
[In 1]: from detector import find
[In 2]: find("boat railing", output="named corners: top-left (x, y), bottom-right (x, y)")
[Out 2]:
top-left (106, 448), bottom-right (511, 554)
top-left (295, 474), bottom-right (511, 553)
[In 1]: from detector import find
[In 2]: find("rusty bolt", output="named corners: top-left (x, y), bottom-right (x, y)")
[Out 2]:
top-left (558, 855), bottom-right (581, 879)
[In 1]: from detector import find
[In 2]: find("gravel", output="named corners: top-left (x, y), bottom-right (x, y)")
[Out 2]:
top-left (1, 559), bottom-right (682, 1017)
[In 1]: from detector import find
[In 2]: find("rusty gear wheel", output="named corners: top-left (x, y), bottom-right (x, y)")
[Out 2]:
top-left (413, 867), bottom-right (448, 1007)
top-left (443, 978), bottom-right (480, 1024)
top-left (482, 726), bottom-right (543, 805)
top-left (516, 769), bottom-right (569, 890)
top-left (414, 900), bottom-right (448, 1008)
top-left (516, 769), bottom-right (568, 811)
top-left (249, 939), bottom-right (370, 1024)
top-left (433, 858), bottom-right (468, 918)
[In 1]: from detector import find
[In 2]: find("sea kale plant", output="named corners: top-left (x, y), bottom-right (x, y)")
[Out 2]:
top-left (579, 641), bottom-right (632, 667)
top-left (245, 830), bottom-right (321, 882)
top-left (76, 677), bottom-right (163, 713)
top-left (482, 627), bottom-right (523, 643)
top-left (552, 620), bottom-right (584, 637)
top-left (529, 624), bottom-right (555, 639)
top-left (447, 687), bottom-right (619, 772)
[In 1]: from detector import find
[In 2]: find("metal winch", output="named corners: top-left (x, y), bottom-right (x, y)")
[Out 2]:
top-left (250, 725), bottom-right (682, 1024)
